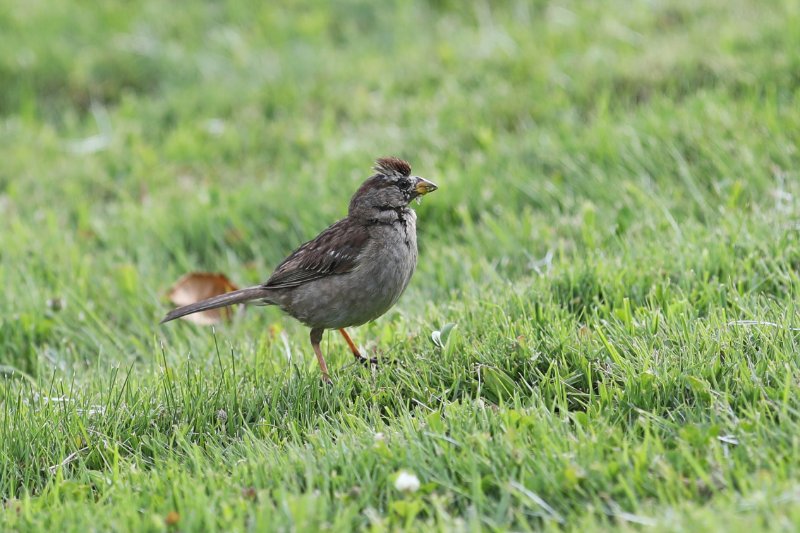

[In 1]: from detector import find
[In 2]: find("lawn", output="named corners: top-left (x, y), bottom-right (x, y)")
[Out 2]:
top-left (2, 0), bottom-right (800, 530)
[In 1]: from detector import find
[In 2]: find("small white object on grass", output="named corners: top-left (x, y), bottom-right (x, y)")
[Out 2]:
top-left (431, 323), bottom-right (457, 349)
top-left (204, 118), bottom-right (226, 136)
top-left (394, 471), bottom-right (420, 493)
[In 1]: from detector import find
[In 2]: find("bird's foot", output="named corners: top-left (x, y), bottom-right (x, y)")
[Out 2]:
top-left (353, 348), bottom-right (403, 368)
top-left (354, 353), bottom-right (380, 367)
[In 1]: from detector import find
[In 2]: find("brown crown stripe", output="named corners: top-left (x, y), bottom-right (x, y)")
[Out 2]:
top-left (374, 157), bottom-right (411, 177)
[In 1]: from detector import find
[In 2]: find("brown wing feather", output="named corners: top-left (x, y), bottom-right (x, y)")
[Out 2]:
top-left (263, 218), bottom-right (370, 289)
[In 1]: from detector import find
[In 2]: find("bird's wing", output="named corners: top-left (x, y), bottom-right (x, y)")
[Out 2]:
top-left (263, 218), bottom-right (370, 289)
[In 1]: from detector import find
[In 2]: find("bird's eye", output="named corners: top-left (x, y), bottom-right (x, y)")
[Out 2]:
top-left (397, 178), bottom-right (411, 189)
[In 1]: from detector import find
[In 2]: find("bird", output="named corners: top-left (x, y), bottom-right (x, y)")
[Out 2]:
top-left (161, 157), bottom-right (438, 382)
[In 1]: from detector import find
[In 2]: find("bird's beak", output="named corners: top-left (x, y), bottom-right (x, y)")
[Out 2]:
top-left (414, 177), bottom-right (438, 196)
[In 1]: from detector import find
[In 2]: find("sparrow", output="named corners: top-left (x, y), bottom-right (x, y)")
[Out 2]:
top-left (161, 157), bottom-right (438, 382)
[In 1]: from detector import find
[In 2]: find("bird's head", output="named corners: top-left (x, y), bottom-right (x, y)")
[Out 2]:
top-left (348, 157), bottom-right (437, 220)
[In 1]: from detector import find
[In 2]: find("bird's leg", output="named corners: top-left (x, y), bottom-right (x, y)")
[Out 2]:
top-left (310, 328), bottom-right (332, 383)
top-left (338, 328), bottom-right (361, 357)
top-left (338, 328), bottom-right (378, 366)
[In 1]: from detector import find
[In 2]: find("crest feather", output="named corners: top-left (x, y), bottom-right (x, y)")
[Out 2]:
top-left (374, 157), bottom-right (411, 177)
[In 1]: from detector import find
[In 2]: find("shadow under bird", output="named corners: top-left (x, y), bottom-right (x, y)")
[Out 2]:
top-left (161, 157), bottom-right (438, 382)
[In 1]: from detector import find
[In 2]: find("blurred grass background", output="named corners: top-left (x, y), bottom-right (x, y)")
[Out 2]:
top-left (2, 0), bottom-right (800, 530)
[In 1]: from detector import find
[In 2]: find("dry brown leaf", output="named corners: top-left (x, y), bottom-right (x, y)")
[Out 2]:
top-left (166, 272), bottom-right (239, 326)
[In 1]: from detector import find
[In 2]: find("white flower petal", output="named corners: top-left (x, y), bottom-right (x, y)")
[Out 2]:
top-left (394, 471), bottom-right (420, 493)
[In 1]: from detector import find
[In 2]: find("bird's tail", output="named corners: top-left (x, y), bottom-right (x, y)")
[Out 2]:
top-left (160, 286), bottom-right (271, 324)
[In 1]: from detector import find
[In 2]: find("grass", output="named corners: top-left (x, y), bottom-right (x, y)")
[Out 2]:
top-left (2, 0), bottom-right (800, 530)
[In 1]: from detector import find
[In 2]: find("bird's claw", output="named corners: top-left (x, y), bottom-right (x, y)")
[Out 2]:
top-left (354, 354), bottom-right (380, 367)
top-left (353, 354), bottom-right (403, 368)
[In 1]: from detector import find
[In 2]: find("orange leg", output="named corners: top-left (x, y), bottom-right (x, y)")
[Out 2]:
top-left (310, 328), bottom-right (332, 383)
top-left (338, 328), bottom-right (361, 357)
top-left (338, 328), bottom-right (378, 366)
